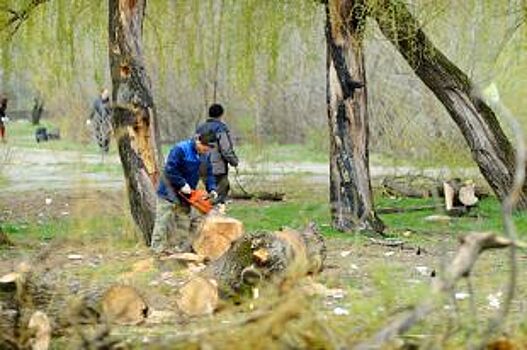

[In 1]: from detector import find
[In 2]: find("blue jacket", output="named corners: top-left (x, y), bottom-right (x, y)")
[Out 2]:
top-left (196, 118), bottom-right (239, 175)
top-left (157, 139), bottom-right (216, 203)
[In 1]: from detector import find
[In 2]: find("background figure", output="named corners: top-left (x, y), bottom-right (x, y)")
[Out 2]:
top-left (196, 104), bottom-right (239, 204)
top-left (31, 96), bottom-right (45, 125)
top-left (89, 88), bottom-right (112, 153)
top-left (0, 97), bottom-right (8, 143)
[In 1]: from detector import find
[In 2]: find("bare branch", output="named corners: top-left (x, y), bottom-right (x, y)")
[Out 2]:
top-left (355, 232), bottom-right (525, 349)
top-left (473, 85), bottom-right (527, 348)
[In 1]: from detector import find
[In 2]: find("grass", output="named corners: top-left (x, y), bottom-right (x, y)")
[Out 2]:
top-left (5, 119), bottom-right (115, 154)
top-left (3, 186), bottom-right (527, 349)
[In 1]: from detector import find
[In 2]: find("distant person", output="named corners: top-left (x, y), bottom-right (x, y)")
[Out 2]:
top-left (196, 104), bottom-right (239, 204)
top-left (150, 130), bottom-right (218, 254)
top-left (31, 96), bottom-right (44, 125)
top-left (0, 97), bottom-right (8, 143)
top-left (89, 88), bottom-right (112, 153)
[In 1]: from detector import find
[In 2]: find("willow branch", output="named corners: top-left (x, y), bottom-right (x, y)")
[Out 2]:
top-left (0, 0), bottom-right (50, 38)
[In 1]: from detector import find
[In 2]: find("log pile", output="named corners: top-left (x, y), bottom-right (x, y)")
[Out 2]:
top-left (381, 175), bottom-right (490, 200)
top-left (443, 179), bottom-right (479, 215)
top-left (0, 214), bottom-right (326, 344)
top-left (175, 220), bottom-right (326, 316)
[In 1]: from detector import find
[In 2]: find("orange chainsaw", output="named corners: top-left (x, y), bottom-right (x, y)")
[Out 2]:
top-left (179, 189), bottom-right (214, 214)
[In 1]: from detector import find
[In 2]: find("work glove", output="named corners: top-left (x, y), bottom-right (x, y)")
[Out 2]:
top-left (180, 183), bottom-right (192, 195)
top-left (209, 190), bottom-right (218, 201)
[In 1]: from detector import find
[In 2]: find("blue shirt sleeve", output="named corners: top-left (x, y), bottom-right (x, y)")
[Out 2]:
top-left (205, 154), bottom-right (217, 192)
top-left (164, 146), bottom-right (187, 191)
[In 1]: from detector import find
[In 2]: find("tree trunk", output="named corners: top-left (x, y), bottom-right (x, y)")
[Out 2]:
top-left (108, 0), bottom-right (163, 244)
top-left (326, 0), bottom-right (384, 232)
top-left (371, 0), bottom-right (527, 208)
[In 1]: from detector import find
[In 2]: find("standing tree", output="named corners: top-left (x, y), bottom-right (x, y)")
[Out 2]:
top-left (109, 0), bottom-right (163, 244)
top-left (325, 0), bottom-right (384, 232)
top-left (369, 0), bottom-right (527, 208)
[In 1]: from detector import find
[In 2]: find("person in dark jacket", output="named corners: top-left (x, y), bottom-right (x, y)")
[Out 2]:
top-left (89, 88), bottom-right (112, 153)
top-left (151, 131), bottom-right (218, 254)
top-left (0, 97), bottom-right (8, 143)
top-left (196, 104), bottom-right (239, 204)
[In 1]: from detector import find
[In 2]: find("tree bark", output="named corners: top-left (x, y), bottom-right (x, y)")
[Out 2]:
top-left (370, 0), bottom-right (527, 208)
top-left (108, 0), bottom-right (163, 244)
top-left (326, 0), bottom-right (384, 232)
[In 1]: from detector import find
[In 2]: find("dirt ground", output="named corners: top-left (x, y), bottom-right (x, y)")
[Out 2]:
top-left (2, 189), bottom-right (526, 348)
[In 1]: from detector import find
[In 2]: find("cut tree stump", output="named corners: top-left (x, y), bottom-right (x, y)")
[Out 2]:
top-left (192, 215), bottom-right (244, 261)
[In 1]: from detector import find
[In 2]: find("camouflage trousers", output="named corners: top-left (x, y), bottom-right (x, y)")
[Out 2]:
top-left (150, 197), bottom-right (202, 253)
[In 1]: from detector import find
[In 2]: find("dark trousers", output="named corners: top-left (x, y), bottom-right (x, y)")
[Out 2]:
top-left (215, 174), bottom-right (230, 204)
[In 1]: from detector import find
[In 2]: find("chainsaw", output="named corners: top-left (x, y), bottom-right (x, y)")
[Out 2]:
top-left (179, 189), bottom-right (214, 214)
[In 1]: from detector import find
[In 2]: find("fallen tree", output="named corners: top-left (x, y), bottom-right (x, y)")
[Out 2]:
top-left (174, 222), bottom-right (326, 316)
top-left (0, 220), bottom-right (326, 342)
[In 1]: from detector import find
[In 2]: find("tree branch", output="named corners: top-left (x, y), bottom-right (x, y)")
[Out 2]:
top-left (355, 232), bottom-right (526, 349)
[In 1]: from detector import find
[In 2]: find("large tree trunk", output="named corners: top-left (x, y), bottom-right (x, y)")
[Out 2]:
top-left (109, 0), bottom-right (163, 244)
top-left (326, 0), bottom-right (384, 232)
top-left (370, 0), bottom-right (527, 208)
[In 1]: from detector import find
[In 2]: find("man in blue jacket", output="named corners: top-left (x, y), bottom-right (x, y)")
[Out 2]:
top-left (196, 104), bottom-right (239, 204)
top-left (151, 131), bottom-right (218, 254)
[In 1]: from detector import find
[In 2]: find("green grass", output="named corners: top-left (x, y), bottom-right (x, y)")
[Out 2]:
top-left (237, 143), bottom-right (329, 164)
top-left (228, 192), bottom-right (527, 241)
top-left (377, 196), bottom-right (527, 238)
top-left (2, 215), bottom-right (137, 248)
top-left (5, 119), bottom-right (115, 154)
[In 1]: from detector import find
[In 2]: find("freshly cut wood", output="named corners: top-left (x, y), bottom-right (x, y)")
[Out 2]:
top-left (176, 277), bottom-right (218, 317)
top-left (159, 252), bottom-right (205, 263)
top-left (192, 215), bottom-right (244, 261)
top-left (459, 183), bottom-right (478, 206)
top-left (100, 285), bottom-right (148, 325)
top-left (28, 311), bottom-right (51, 350)
top-left (0, 272), bottom-right (20, 286)
top-left (210, 223), bottom-right (326, 298)
top-left (443, 181), bottom-right (455, 211)
top-left (443, 179), bottom-right (479, 215)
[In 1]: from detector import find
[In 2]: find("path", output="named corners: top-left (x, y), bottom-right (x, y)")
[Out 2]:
top-left (0, 146), bottom-right (481, 192)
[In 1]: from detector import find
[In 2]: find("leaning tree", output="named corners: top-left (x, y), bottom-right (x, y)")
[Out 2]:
top-left (368, 0), bottom-right (527, 208)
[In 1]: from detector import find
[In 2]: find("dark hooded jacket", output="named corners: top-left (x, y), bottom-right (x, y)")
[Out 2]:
top-left (196, 118), bottom-right (238, 175)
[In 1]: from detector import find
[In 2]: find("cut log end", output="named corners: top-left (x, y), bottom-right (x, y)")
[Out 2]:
top-left (176, 277), bottom-right (219, 317)
top-left (192, 215), bottom-right (244, 261)
top-left (100, 285), bottom-right (148, 325)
